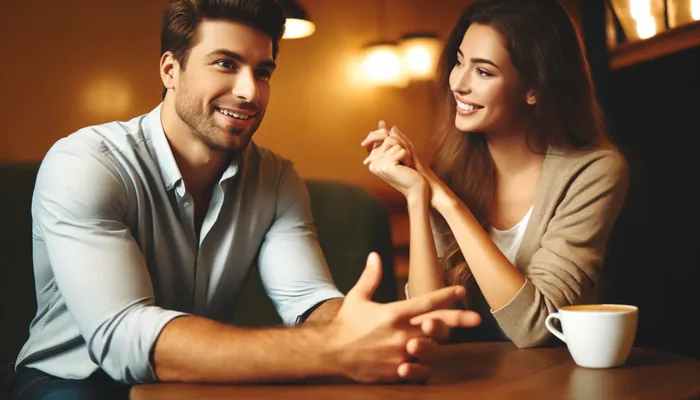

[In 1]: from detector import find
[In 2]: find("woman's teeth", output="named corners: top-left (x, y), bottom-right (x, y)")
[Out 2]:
top-left (457, 101), bottom-right (479, 111)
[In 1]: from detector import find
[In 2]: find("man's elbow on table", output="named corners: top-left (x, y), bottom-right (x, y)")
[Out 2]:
top-left (85, 301), bottom-right (187, 384)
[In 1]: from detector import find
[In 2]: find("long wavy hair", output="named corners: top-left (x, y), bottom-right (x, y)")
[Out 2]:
top-left (431, 0), bottom-right (612, 287)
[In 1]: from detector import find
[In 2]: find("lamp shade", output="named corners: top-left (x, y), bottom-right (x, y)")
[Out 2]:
top-left (278, 0), bottom-right (316, 39)
top-left (362, 41), bottom-right (408, 87)
top-left (399, 33), bottom-right (442, 80)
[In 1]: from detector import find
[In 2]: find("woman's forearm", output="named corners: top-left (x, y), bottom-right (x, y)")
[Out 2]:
top-left (405, 188), bottom-right (445, 298)
top-left (435, 194), bottom-right (526, 311)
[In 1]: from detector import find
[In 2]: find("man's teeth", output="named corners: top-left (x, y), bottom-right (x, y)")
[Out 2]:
top-left (457, 101), bottom-right (479, 111)
top-left (218, 108), bottom-right (250, 120)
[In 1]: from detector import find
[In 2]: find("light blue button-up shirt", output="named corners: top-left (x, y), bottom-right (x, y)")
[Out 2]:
top-left (15, 104), bottom-right (344, 384)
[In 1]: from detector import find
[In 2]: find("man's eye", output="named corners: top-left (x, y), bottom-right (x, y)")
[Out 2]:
top-left (216, 60), bottom-right (234, 69)
top-left (256, 69), bottom-right (272, 80)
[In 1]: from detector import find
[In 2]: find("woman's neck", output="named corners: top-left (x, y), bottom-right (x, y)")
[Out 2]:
top-left (485, 129), bottom-right (545, 179)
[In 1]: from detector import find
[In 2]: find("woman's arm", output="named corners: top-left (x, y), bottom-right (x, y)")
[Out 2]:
top-left (404, 188), bottom-right (445, 298)
top-left (429, 151), bottom-right (629, 347)
top-left (431, 184), bottom-right (527, 310)
top-left (361, 124), bottom-right (444, 298)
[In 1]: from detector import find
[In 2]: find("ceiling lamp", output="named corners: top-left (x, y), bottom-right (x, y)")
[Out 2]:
top-left (399, 33), bottom-right (442, 81)
top-left (362, 41), bottom-right (408, 87)
top-left (279, 0), bottom-right (316, 39)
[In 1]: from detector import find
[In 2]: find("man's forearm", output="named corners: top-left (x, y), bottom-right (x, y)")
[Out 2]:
top-left (153, 315), bottom-right (339, 383)
top-left (303, 298), bottom-right (343, 325)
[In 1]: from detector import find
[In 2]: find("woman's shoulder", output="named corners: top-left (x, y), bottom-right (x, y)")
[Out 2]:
top-left (545, 145), bottom-right (628, 183)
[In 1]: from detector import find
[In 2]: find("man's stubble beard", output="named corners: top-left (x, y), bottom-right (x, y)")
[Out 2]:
top-left (175, 92), bottom-right (264, 157)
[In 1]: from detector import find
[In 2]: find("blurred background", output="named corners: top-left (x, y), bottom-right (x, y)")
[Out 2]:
top-left (1, 0), bottom-right (698, 360)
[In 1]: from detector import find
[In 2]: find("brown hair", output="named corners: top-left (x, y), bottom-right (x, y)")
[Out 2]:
top-left (431, 0), bottom-right (612, 287)
top-left (160, 0), bottom-right (286, 98)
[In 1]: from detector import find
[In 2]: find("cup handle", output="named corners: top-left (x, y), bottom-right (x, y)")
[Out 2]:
top-left (545, 313), bottom-right (566, 343)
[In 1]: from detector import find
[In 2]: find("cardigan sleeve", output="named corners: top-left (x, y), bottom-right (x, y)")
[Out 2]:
top-left (491, 150), bottom-right (629, 348)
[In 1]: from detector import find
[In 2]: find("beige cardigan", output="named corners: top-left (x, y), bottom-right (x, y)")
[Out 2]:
top-left (442, 146), bottom-right (629, 348)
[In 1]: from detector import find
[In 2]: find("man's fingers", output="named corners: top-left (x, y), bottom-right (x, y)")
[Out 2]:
top-left (392, 286), bottom-right (466, 319)
top-left (346, 252), bottom-right (383, 300)
top-left (406, 337), bottom-right (439, 362)
top-left (397, 362), bottom-right (430, 382)
top-left (410, 309), bottom-right (482, 329)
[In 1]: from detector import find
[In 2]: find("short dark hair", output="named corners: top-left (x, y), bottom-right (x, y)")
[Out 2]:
top-left (160, 0), bottom-right (286, 97)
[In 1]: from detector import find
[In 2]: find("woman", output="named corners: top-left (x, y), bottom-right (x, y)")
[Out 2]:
top-left (361, 0), bottom-right (628, 348)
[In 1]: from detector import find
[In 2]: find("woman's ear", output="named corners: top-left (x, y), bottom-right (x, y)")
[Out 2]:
top-left (525, 90), bottom-right (536, 106)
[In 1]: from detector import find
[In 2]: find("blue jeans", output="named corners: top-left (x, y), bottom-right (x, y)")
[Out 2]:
top-left (8, 363), bottom-right (130, 400)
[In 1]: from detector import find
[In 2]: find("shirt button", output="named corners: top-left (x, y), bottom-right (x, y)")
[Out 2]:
top-left (183, 201), bottom-right (191, 207)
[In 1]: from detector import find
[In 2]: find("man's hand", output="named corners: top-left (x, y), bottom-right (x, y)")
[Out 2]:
top-left (324, 252), bottom-right (481, 383)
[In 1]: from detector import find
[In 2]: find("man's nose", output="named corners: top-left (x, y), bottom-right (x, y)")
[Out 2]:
top-left (232, 68), bottom-right (258, 103)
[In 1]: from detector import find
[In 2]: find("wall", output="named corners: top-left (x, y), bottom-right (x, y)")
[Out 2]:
top-left (0, 0), bottom-right (582, 194)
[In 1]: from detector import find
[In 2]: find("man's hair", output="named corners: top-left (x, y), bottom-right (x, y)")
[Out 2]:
top-left (161, 0), bottom-right (286, 97)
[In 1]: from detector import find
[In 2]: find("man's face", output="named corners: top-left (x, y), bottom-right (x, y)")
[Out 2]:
top-left (168, 19), bottom-right (276, 154)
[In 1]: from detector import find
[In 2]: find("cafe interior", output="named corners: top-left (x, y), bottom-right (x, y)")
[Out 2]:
top-left (1, 0), bottom-right (699, 396)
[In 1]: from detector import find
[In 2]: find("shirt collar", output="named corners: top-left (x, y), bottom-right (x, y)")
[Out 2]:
top-left (144, 103), bottom-right (243, 191)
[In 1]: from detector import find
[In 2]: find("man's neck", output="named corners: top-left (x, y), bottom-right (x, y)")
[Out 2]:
top-left (160, 100), bottom-right (231, 197)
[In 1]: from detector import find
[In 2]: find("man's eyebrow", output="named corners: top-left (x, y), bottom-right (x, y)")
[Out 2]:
top-left (207, 49), bottom-right (276, 69)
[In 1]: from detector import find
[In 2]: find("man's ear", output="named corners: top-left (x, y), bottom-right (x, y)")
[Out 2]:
top-left (160, 51), bottom-right (179, 92)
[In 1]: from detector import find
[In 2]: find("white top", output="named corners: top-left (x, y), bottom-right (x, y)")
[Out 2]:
top-left (491, 206), bottom-right (533, 264)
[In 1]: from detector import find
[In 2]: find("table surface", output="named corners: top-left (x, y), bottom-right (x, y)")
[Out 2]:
top-left (130, 342), bottom-right (700, 399)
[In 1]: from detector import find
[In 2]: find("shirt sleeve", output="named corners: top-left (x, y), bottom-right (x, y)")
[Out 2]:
top-left (256, 162), bottom-right (344, 326)
top-left (32, 142), bottom-right (187, 383)
top-left (491, 151), bottom-right (630, 348)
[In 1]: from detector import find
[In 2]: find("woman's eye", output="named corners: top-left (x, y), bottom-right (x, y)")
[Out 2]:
top-left (476, 68), bottom-right (493, 77)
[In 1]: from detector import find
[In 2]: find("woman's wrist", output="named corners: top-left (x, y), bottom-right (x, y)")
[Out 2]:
top-left (405, 180), bottom-right (430, 208)
top-left (431, 183), bottom-right (458, 213)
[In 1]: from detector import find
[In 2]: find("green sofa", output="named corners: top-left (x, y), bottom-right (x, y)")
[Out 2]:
top-left (0, 162), bottom-right (396, 394)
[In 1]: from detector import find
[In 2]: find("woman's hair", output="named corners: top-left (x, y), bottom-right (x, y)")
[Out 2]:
top-left (431, 0), bottom-right (612, 287)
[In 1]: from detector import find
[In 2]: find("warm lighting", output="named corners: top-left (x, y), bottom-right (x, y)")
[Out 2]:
top-left (635, 15), bottom-right (657, 38)
top-left (82, 74), bottom-right (132, 119)
top-left (608, 0), bottom-right (666, 42)
top-left (362, 42), bottom-right (407, 87)
top-left (283, 18), bottom-right (315, 39)
top-left (399, 34), bottom-right (442, 81)
top-left (667, 0), bottom-right (700, 27)
top-left (629, 0), bottom-right (651, 20)
top-left (279, 0), bottom-right (315, 39)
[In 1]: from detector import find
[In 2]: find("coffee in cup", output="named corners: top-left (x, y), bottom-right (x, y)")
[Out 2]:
top-left (545, 304), bottom-right (638, 368)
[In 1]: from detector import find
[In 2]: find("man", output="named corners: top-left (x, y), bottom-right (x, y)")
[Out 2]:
top-left (10, 0), bottom-right (480, 398)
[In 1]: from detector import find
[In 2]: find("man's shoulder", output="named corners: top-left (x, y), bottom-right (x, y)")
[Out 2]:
top-left (50, 112), bottom-right (151, 159)
top-left (244, 142), bottom-right (297, 177)
top-left (38, 111), bottom-right (155, 191)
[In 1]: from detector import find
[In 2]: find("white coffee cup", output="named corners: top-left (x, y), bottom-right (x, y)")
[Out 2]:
top-left (545, 304), bottom-right (638, 368)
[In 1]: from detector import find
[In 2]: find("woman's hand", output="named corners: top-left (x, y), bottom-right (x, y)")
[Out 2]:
top-left (361, 121), bottom-right (426, 202)
top-left (363, 124), bottom-right (457, 211)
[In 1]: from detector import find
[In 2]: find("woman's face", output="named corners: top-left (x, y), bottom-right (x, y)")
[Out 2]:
top-left (448, 23), bottom-right (533, 135)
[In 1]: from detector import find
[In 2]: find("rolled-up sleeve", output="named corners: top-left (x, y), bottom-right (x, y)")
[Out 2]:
top-left (257, 162), bottom-right (344, 326)
top-left (33, 144), bottom-right (187, 383)
top-left (491, 151), bottom-right (629, 348)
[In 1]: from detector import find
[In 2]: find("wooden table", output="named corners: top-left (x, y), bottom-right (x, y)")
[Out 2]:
top-left (130, 342), bottom-right (700, 399)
